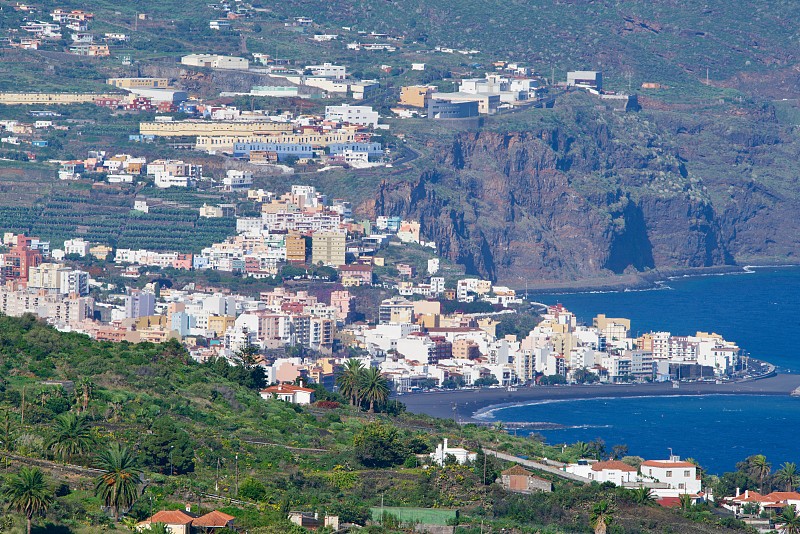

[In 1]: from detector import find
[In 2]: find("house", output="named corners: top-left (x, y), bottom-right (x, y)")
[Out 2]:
top-left (566, 460), bottom-right (638, 485)
top-left (260, 383), bottom-right (315, 405)
top-left (500, 465), bottom-right (552, 493)
top-left (192, 510), bottom-right (236, 531)
top-left (288, 512), bottom-right (339, 530)
top-left (430, 439), bottom-right (476, 466)
top-left (137, 509), bottom-right (235, 533)
top-left (722, 490), bottom-right (800, 515)
top-left (566, 71), bottom-right (603, 90)
top-left (640, 455), bottom-right (702, 498)
top-left (339, 264), bottom-right (373, 286)
top-left (136, 509), bottom-right (195, 533)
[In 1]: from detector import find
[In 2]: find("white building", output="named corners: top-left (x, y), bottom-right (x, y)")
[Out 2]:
top-left (305, 63), bottom-right (346, 79)
top-left (181, 54), bottom-right (249, 70)
top-left (324, 104), bottom-right (379, 128)
top-left (567, 460), bottom-right (638, 485)
top-left (154, 172), bottom-right (191, 188)
top-left (60, 270), bottom-right (89, 296)
top-left (223, 169), bottom-right (253, 191)
top-left (63, 238), bottom-right (89, 257)
top-left (429, 439), bottom-right (477, 466)
top-left (640, 455), bottom-right (702, 498)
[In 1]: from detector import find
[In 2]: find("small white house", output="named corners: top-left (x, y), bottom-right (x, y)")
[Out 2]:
top-left (429, 439), bottom-right (476, 466)
top-left (260, 384), bottom-right (316, 405)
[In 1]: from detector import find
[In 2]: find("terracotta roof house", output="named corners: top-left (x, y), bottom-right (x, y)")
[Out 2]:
top-left (500, 465), bottom-right (552, 493)
top-left (260, 383), bottom-right (316, 405)
top-left (136, 509), bottom-right (235, 533)
top-left (192, 510), bottom-right (236, 531)
top-left (136, 509), bottom-right (196, 533)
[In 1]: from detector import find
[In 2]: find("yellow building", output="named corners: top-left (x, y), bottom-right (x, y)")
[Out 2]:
top-left (88, 244), bottom-right (113, 261)
top-left (208, 315), bottom-right (236, 335)
top-left (134, 315), bottom-right (170, 330)
top-left (285, 232), bottom-right (308, 263)
top-left (0, 93), bottom-right (120, 105)
top-left (194, 128), bottom-right (358, 152)
top-left (311, 231), bottom-right (346, 267)
top-left (399, 85), bottom-right (437, 108)
top-left (140, 121), bottom-right (293, 137)
top-left (107, 78), bottom-right (169, 89)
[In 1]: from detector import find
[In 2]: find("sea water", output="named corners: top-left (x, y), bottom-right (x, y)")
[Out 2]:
top-left (489, 266), bottom-right (800, 474)
top-left (493, 394), bottom-right (800, 474)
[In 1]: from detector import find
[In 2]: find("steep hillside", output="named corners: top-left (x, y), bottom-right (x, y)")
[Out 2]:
top-left (270, 0), bottom-right (800, 98)
top-left (359, 94), bottom-right (800, 284)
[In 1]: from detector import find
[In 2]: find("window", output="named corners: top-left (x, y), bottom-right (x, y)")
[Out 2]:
top-left (684, 470), bottom-right (691, 477)
top-left (666, 470), bottom-right (672, 477)
top-left (678, 483), bottom-right (685, 489)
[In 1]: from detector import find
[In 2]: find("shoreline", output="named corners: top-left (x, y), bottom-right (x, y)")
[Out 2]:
top-left (508, 263), bottom-right (800, 294)
top-left (398, 373), bottom-right (800, 422)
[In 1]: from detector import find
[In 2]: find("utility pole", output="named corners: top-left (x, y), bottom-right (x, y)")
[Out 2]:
top-left (215, 457), bottom-right (220, 493)
top-left (235, 453), bottom-right (239, 496)
top-left (20, 387), bottom-right (24, 426)
top-left (169, 446), bottom-right (174, 476)
top-left (483, 451), bottom-right (487, 485)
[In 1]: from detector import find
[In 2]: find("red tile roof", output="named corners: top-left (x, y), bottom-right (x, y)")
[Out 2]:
top-left (657, 497), bottom-right (682, 508)
top-left (193, 510), bottom-right (236, 527)
top-left (147, 510), bottom-right (196, 524)
top-left (762, 492), bottom-right (800, 502)
top-left (591, 460), bottom-right (637, 472)
top-left (731, 491), bottom-right (766, 503)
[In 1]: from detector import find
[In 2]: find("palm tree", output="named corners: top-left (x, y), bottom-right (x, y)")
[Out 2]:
top-left (750, 454), bottom-right (771, 493)
top-left (573, 441), bottom-right (591, 459)
top-left (336, 359), bottom-right (365, 407)
top-left (630, 486), bottom-right (656, 505)
top-left (358, 367), bottom-right (390, 413)
top-left (777, 505), bottom-right (800, 534)
top-left (47, 412), bottom-right (93, 464)
top-left (2, 467), bottom-right (54, 534)
top-left (78, 378), bottom-right (96, 413)
top-left (590, 500), bottom-right (614, 534)
top-left (777, 463), bottom-right (800, 492)
top-left (94, 443), bottom-right (141, 520)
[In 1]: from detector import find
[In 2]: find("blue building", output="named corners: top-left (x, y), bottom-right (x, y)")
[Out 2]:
top-left (233, 142), bottom-right (314, 161)
top-left (328, 142), bottom-right (382, 160)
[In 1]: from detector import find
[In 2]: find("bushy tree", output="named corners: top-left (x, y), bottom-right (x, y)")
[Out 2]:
top-left (353, 423), bottom-right (408, 468)
top-left (238, 478), bottom-right (267, 501)
top-left (140, 418), bottom-right (195, 474)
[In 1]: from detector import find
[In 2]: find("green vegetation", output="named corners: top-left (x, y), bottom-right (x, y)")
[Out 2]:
top-left (0, 313), bottom-right (764, 532)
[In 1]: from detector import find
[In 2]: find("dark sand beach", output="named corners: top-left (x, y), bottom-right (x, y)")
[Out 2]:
top-left (398, 373), bottom-right (800, 422)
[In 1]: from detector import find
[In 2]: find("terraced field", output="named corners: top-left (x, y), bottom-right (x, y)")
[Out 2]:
top-left (0, 171), bottom-right (236, 252)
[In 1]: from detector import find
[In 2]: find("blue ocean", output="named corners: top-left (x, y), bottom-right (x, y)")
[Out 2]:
top-left (490, 266), bottom-right (800, 474)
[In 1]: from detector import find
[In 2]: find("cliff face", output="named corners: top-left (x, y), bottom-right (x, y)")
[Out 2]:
top-left (361, 101), bottom-right (799, 284)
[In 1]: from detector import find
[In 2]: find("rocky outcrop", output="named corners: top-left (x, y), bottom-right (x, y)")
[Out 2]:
top-left (359, 104), bottom-right (776, 284)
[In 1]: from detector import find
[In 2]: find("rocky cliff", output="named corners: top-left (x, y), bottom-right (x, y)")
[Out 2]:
top-left (360, 97), bottom-right (800, 285)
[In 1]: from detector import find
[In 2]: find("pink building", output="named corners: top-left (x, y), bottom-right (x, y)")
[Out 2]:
top-left (172, 253), bottom-right (193, 270)
top-left (339, 264), bottom-right (373, 285)
top-left (330, 290), bottom-right (354, 322)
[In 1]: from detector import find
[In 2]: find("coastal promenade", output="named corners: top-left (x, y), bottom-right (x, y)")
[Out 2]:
top-left (398, 373), bottom-right (800, 422)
